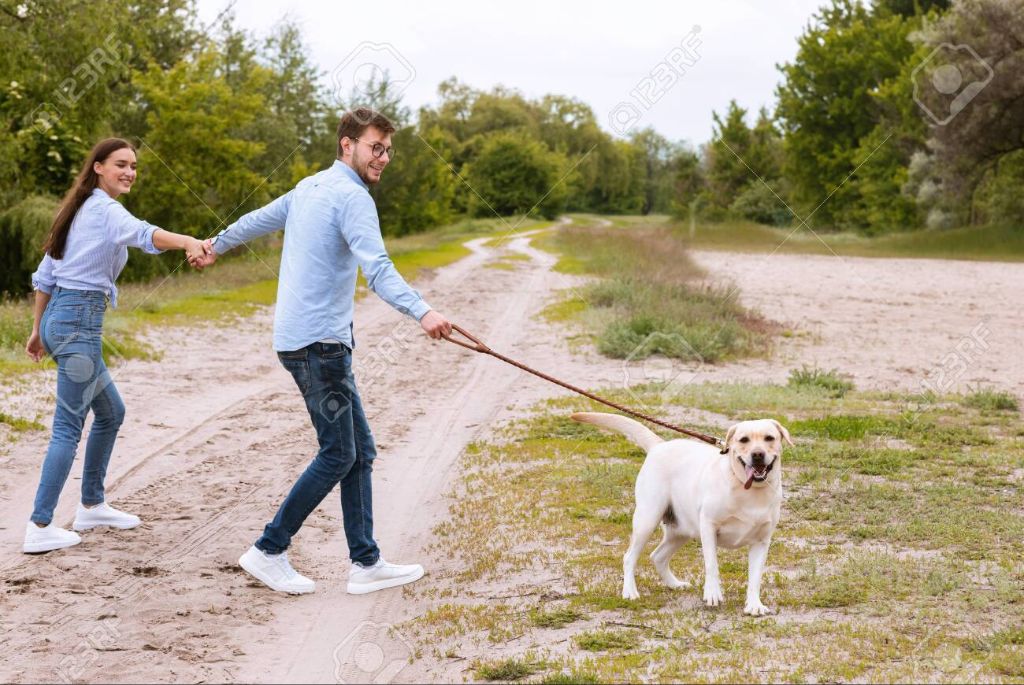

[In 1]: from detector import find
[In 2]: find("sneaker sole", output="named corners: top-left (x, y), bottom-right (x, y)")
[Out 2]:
top-left (346, 566), bottom-right (425, 595)
top-left (238, 552), bottom-right (315, 595)
top-left (72, 520), bottom-right (141, 532)
top-left (23, 536), bottom-right (82, 554)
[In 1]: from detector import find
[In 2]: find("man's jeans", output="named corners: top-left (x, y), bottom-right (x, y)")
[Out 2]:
top-left (256, 342), bottom-right (380, 565)
top-left (32, 287), bottom-right (125, 525)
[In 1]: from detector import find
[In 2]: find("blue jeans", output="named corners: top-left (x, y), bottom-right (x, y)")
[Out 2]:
top-left (256, 342), bottom-right (380, 565)
top-left (32, 287), bottom-right (125, 525)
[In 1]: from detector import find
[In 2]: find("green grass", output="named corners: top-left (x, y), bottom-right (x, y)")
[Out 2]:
top-left (787, 365), bottom-right (855, 398)
top-left (961, 386), bottom-right (1020, 412)
top-left (533, 218), bottom-right (772, 363)
top-left (0, 411), bottom-right (45, 432)
top-left (475, 658), bottom-right (543, 681)
top-left (408, 379), bottom-right (1024, 682)
top-left (679, 218), bottom-right (1024, 262)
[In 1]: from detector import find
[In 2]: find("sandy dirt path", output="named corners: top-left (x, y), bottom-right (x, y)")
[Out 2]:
top-left (1, 223), bottom-right (1022, 684)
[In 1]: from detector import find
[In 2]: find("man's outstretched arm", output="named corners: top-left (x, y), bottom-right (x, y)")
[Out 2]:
top-left (197, 191), bottom-right (294, 267)
top-left (341, 193), bottom-right (451, 339)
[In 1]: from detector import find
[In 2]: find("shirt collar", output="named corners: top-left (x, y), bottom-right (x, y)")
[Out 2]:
top-left (92, 187), bottom-right (112, 199)
top-left (333, 160), bottom-right (368, 190)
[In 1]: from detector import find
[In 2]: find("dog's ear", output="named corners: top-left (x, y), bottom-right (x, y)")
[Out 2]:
top-left (772, 420), bottom-right (794, 446)
top-left (720, 424), bottom-right (737, 454)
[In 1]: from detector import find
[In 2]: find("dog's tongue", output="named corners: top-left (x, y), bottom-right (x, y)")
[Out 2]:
top-left (744, 465), bottom-right (755, 490)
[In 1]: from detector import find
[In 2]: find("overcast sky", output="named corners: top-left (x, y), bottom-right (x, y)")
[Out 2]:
top-left (196, 0), bottom-right (828, 146)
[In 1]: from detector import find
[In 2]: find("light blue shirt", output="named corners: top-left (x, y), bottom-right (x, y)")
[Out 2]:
top-left (31, 188), bottom-right (162, 307)
top-left (211, 160), bottom-right (431, 352)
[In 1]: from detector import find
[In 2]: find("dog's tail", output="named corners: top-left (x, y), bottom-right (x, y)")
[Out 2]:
top-left (571, 412), bottom-right (664, 451)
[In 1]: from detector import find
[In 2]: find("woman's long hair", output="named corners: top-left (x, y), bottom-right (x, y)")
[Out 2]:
top-left (42, 138), bottom-right (135, 260)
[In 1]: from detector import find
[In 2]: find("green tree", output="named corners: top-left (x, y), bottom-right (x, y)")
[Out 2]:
top-left (462, 131), bottom-right (571, 219)
top-left (775, 0), bottom-right (917, 229)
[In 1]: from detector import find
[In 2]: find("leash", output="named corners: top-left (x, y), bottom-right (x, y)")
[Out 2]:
top-left (441, 324), bottom-right (725, 448)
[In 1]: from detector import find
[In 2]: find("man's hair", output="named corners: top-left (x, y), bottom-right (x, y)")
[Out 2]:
top-left (337, 108), bottom-right (396, 158)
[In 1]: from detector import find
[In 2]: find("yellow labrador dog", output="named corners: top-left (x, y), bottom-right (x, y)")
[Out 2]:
top-left (572, 412), bottom-right (792, 616)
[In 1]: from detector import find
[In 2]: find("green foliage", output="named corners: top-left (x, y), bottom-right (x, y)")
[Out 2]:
top-left (475, 658), bottom-right (541, 681)
top-left (775, 1), bottom-right (918, 230)
top-left (787, 366), bottom-right (855, 398)
top-left (0, 196), bottom-right (59, 295)
top-left (961, 386), bottom-right (1019, 412)
top-left (463, 132), bottom-right (571, 219)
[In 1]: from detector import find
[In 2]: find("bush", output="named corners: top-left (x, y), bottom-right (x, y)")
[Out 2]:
top-left (787, 365), bottom-right (855, 398)
top-left (0, 195), bottom-right (59, 296)
top-left (729, 181), bottom-right (792, 226)
top-left (962, 386), bottom-right (1019, 412)
top-left (463, 131), bottom-right (571, 219)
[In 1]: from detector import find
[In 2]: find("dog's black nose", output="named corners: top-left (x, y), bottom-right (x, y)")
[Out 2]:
top-left (751, 450), bottom-right (766, 465)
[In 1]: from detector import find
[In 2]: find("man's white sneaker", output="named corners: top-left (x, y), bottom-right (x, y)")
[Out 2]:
top-left (347, 559), bottom-right (424, 595)
top-left (239, 545), bottom-right (315, 595)
top-left (23, 521), bottom-right (82, 554)
top-left (73, 502), bottom-right (141, 531)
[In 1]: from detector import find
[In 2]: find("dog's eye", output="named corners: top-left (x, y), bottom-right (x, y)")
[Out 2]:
top-left (765, 435), bottom-right (775, 441)
top-left (738, 436), bottom-right (750, 443)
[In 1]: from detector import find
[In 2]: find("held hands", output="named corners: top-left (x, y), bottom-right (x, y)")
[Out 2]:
top-left (420, 310), bottom-right (453, 340)
top-left (26, 330), bottom-right (45, 362)
top-left (186, 238), bottom-right (216, 270)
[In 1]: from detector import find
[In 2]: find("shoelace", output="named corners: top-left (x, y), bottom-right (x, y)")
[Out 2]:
top-left (274, 553), bottom-right (298, 580)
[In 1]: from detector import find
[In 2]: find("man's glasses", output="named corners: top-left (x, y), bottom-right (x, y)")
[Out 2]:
top-left (351, 138), bottom-right (394, 160)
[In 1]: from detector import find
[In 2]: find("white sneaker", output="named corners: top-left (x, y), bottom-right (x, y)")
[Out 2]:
top-left (73, 502), bottom-right (141, 531)
top-left (23, 521), bottom-right (82, 554)
top-left (238, 545), bottom-right (315, 595)
top-left (347, 558), bottom-right (424, 595)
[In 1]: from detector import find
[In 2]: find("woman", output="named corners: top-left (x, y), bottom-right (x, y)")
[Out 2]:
top-left (22, 137), bottom-right (208, 553)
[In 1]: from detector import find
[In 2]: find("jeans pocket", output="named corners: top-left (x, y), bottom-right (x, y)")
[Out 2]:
top-left (278, 352), bottom-right (311, 395)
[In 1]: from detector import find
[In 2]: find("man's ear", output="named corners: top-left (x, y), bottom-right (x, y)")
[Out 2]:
top-left (720, 424), bottom-right (737, 454)
top-left (772, 420), bottom-right (794, 446)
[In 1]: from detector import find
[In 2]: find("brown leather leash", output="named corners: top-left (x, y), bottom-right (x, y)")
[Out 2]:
top-left (441, 324), bottom-right (724, 448)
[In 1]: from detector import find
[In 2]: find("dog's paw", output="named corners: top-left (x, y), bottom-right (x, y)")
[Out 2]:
top-left (622, 585), bottom-right (641, 600)
top-left (743, 601), bottom-right (772, 617)
top-left (664, 577), bottom-right (692, 590)
top-left (703, 585), bottom-right (724, 607)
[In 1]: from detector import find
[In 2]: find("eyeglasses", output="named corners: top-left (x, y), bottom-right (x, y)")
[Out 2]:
top-left (351, 138), bottom-right (394, 160)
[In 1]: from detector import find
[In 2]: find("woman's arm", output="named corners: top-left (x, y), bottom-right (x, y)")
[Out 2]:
top-left (26, 290), bottom-right (51, 362)
top-left (152, 229), bottom-right (209, 266)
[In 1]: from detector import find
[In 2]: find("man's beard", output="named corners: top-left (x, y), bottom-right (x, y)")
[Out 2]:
top-left (353, 150), bottom-right (380, 186)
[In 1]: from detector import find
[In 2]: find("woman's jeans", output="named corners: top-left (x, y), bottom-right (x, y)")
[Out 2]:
top-left (256, 342), bottom-right (380, 566)
top-left (31, 287), bottom-right (125, 525)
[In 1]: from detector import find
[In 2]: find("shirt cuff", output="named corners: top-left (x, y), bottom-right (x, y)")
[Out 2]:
top-left (31, 275), bottom-right (54, 294)
top-left (410, 300), bottom-right (432, 321)
top-left (142, 224), bottom-right (163, 254)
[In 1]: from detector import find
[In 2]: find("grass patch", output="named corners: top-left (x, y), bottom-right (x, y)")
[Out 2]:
top-left (574, 630), bottom-right (640, 652)
top-left (788, 365), bottom-right (854, 398)
top-left (679, 219), bottom-right (1024, 262)
top-left (0, 411), bottom-right (45, 432)
top-left (534, 218), bottom-right (772, 363)
top-left (961, 386), bottom-right (1019, 412)
top-left (475, 658), bottom-right (542, 681)
top-left (530, 607), bottom-right (583, 629)
top-left (410, 379), bottom-right (1024, 682)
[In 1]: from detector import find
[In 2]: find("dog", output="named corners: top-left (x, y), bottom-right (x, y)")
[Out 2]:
top-left (571, 412), bottom-right (792, 616)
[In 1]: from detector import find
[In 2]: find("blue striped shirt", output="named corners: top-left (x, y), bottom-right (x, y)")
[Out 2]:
top-left (31, 188), bottom-right (162, 307)
top-left (211, 160), bottom-right (431, 351)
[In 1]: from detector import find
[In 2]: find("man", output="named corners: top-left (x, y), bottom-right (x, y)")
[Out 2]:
top-left (198, 108), bottom-right (452, 595)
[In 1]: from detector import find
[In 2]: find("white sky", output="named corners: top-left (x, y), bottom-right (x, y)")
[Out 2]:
top-left (196, 0), bottom-right (828, 146)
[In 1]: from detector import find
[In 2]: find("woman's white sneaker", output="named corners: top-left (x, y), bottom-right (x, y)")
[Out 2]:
top-left (238, 545), bottom-right (315, 595)
top-left (347, 559), bottom-right (424, 595)
top-left (23, 521), bottom-right (82, 554)
top-left (73, 502), bottom-right (141, 531)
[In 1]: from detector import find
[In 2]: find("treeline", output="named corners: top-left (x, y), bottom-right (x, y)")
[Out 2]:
top-left (2, 0), bottom-right (1022, 296)
top-left (0, 0), bottom-right (683, 294)
top-left (685, 0), bottom-right (1024, 234)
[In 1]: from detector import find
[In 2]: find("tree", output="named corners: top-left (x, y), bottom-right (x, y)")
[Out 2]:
top-left (775, 0), bottom-right (917, 229)
top-left (462, 131), bottom-right (571, 219)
